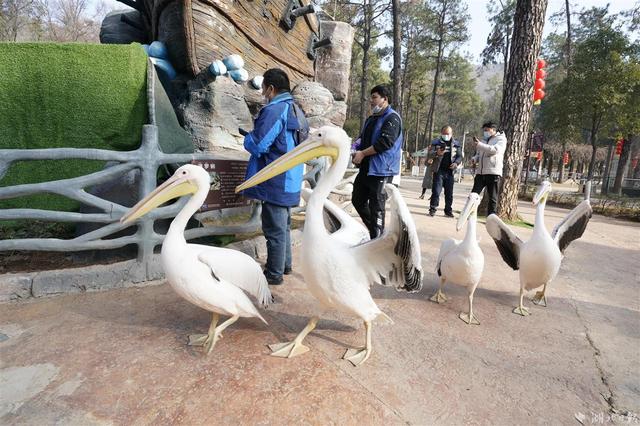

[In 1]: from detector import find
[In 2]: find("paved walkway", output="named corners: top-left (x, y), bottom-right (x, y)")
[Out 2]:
top-left (1, 177), bottom-right (639, 424)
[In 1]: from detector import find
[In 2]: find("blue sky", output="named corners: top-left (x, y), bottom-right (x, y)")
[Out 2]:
top-left (95, 0), bottom-right (636, 64)
top-left (463, 0), bottom-right (636, 63)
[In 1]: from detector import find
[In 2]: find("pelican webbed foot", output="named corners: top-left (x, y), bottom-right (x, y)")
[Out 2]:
top-left (513, 288), bottom-right (531, 316)
top-left (269, 316), bottom-right (318, 359)
top-left (343, 347), bottom-right (371, 366)
top-left (429, 290), bottom-right (447, 304)
top-left (532, 284), bottom-right (549, 307)
top-left (459, 312), bottom-right (480, 325)
top-left (188, 334), bottom-right (209, 346)
top-left (188, 313), bottom-right (239, 355)
top-left (531, 291), bottom-right (547, 307)
top-left (188, 313), bottom-right (220, 347)
top-left (343, 320), bottom-right (373, 366)
top-left (512, 306), bottom-right (531, 316)
top-left (269, 341), bottom-right (310, 358)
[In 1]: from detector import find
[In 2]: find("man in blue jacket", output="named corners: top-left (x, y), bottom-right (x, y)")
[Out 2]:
top-left (242, 68), bottom-right (307, 285)
top-left (351, 84), bottom-right (403, 239)
top-left (427, 125), bottom-right (462, 217)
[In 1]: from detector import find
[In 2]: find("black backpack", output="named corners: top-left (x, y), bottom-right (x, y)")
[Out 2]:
top-left (287, 101), bottom-right (309, 146)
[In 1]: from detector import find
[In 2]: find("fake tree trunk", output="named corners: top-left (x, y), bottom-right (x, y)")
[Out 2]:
top-left (496, 0), bottom-right (548, 220)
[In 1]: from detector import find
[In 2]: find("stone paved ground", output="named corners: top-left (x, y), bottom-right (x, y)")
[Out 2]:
top-left (1, 177), bottom-right (639, 425)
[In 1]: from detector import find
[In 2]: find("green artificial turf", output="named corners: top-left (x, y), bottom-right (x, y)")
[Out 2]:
top-left (0, 42), bottom-right (149, 212)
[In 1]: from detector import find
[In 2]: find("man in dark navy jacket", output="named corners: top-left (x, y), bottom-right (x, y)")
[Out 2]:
top-left (351, 84), bottom-right (403, 239)
top-left (427, 125), bottom-right (462, 217)
top-left (242, 68), bottom-right (307, 285)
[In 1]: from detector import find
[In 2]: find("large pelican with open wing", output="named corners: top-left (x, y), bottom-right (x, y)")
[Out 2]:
top-left (120, 165), bottom-right (271, 354)
top-left (236, 126), bottom-right (423, 366)
top-left (486, 181), bottom-right (592, 316)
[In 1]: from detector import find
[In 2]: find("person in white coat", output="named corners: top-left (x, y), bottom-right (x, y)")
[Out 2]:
top-left (471, 121), bottom-right (507, 215)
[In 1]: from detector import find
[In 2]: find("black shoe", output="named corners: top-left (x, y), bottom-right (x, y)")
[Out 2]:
top-left (284, 267), bottom-right (292, 275)
top-left (428, 210), bottom-right (436, 217)
top-left (444, 212), bottom-right (454, 218)
top-left (266, 276), bottom-right (283, 285)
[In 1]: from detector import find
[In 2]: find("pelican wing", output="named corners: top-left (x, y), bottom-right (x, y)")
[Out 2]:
top-left (486, 214), bottom-right (523, 270)
top-left (435, 238), bottom-right (460, 276)
top-left (350, 184), bottom-right (423, 292)
top-left (195, 247), bottom-right (272, 308)
top-left (551, 200), bottom-right (592, 254)
top-left (301, 188), bottom-right (370, 246)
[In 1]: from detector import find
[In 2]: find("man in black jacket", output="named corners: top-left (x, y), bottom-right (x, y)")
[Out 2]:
top-left (351, 84), bottom-right (403, 239)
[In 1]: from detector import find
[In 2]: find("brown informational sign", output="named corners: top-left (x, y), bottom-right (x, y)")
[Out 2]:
top-left (191, 159), bottom-right (251, 211)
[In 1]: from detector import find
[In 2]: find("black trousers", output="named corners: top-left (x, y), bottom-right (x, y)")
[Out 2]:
top-left (352, 173), bottom-right (392, 239)
top-left (472, 174), bottom-right (501, 215)
top-left (429, 170), bottom-right (455, 214)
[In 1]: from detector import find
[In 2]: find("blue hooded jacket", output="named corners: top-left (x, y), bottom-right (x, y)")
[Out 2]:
top-left (242, 93), bottom-right (304, 207)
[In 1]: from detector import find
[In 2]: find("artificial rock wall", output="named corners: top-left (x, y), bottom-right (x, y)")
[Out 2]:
top-left (100, 14), bottom-right (354, 158)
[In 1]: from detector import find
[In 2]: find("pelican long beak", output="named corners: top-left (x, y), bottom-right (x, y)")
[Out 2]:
top-left (532, 185), bottom-right (549, 205)
top-left (120, 175), bottom-right (198, 224)
top-left (236, 140), bottom-right (339, 193)
top-left (456, 195), bottom-right (477, 232)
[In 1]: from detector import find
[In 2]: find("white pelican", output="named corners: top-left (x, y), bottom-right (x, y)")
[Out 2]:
top-left (430, 192), bottom-right (484, 325)
top-left (121, 165), bottom-right (271, 354)
top-left (236, 126), bottom-right (423, 366)
top-left (486, 181), bottom-right (592, 316)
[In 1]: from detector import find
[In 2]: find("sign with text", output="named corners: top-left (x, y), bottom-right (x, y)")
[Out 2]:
top-left (191, 159), bottom-right (251, 211)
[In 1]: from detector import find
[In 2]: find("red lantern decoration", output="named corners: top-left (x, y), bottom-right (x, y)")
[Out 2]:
top-left (563, 152), bottom-right (569, 165)
top-left (533, 59), bottom-right (547, 105)
top-left (536, 151), bottom-right (543, 160)
top-left (615, 138), bottom-right (624, 155)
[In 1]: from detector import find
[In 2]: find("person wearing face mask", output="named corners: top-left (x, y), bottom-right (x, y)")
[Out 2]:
top-left (425, 125), bottom-right (462, 217)
top-left (351, 84), bottom-right (403, 239)
top-left (241, 68), bottom-right (308, 285)
top-left (470, 121), bottom-right (507, 215)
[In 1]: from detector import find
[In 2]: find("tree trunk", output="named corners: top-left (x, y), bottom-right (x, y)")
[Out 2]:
top-left (425, 38), bottom-right (444, 145)
top-left (558, 142), bottom-right (566, 182)
top-left (601, 141), bottom-right (614, 194)
top-left (359, 0), bottom-right (372, 131)
top-left (587, 111), bottom-right (602, 181)
top-left (414, 108), bottom-right (421, 154)
top-left (502, 23), bottom-right (511, 90)
top-left (565, 0), bottom-right (572, 72)
top-left (612, 135), bottom-right (634, 195)
top-left (391, 0), bottom-right (402, 109)
top-left (496, 0), bottom-right (548, 220)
